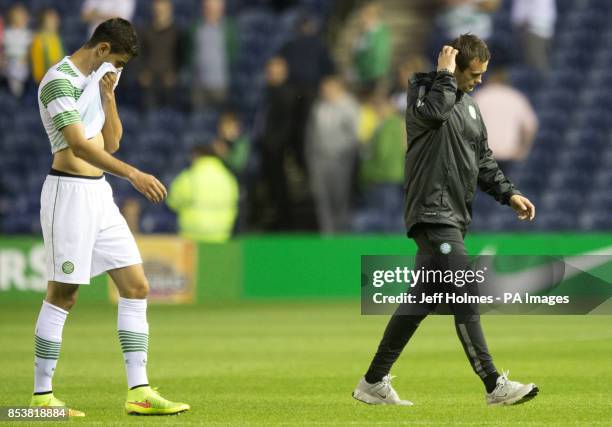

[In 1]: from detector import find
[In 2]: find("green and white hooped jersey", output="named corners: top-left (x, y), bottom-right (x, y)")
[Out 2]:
top-left (38, 57), bottom-right (90, 154)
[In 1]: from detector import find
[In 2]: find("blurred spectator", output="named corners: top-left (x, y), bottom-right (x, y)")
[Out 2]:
top-left (215, 111), bottom-right (250, 179)
top-left (511, 0), bottom-right (556, 75)
top-left (2, 3), bottom-right (31, 97)
top-left (121, 198), bottom-right (142, 234)
top-left (167, 144), bottom-right (239, 242)
top-left (81, 0), bottom-right (136, 36)
top-left (281, 16), bottom-right (334, 89)
top-left (280, 15), bottom-right (335, 173)
top-left (474, 67), bottom-right (538, 175)
top-left (354, 91), bottom-right (406, 233)
top-left (352, 1), bottom-right (391, 87)
top-left (187, 0), bottom-right (239, 109)
top-left (138, 0), bottom-right (181, 110)
top-left (436, 0), bottom-right (500, 41)
top-left (30, 8), bottom-right (64, 84)
top-left (305, 76), bottom-right (359, 234)
top-left (256, 56), bottom-right (295, 231)
top-left (357, 90), bottom-right (380, 145)
top-left (215, 111), bottom-right (251, 232)
top-left (391, 55), bottom-right (431, 113)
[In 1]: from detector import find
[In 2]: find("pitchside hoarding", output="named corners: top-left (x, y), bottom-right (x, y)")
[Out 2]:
top-left (1, 235), bottom-right (612, 304)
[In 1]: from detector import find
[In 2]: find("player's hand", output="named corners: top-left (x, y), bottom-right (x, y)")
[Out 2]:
top-left (129, 170), bottom-right (167, 203)
top-left (437, 45), bottom-right (458, 73)
top-left (510, 194), bottom-right (535, 221)
top-left (99, 72), bottom-right (117, 101)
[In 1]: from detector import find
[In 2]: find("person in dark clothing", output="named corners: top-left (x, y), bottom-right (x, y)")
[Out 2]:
top-left (137, 0), bottom-right (182, 109)
top-left (256, 56), bottom-right (295, 231)
top-left (352, 34), bottom-right (539, 407)
top-left (280, 16), bottom-right (335, 173)
top-left (281, 16), bottom-right (335, 89)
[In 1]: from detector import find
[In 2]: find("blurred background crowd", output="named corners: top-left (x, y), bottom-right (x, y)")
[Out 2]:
top-left (0, 0), bottom-right (609, 241)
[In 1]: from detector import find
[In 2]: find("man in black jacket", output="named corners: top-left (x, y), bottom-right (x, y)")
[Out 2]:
top-left (352, 34), bottom-right (538, 407)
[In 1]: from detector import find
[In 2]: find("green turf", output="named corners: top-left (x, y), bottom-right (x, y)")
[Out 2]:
top-left (1, 301), bottom-right (610, 426)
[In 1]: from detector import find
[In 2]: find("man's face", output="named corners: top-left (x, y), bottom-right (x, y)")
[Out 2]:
top-left (359, 4), bottom-right (379, 30)
top-left (265, 58), bottom-right (287, 86)
top-left (42, 10), bottom-right (60, 33)
top-left (455, 59), bottom-right (488, 92)
top-left (93, 43), bottom-right (132, 71)
top-left (153, 0), bottom-right (173, 22)
top-left (203, 0), bottom-right (224, 22)
top-left (220, 117), bottom-right (240, 140)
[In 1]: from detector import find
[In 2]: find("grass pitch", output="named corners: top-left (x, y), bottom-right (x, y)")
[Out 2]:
top-left (1, 300), bottom-right (610, 426)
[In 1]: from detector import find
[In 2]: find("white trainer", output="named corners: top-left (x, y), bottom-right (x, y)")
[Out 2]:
top-left (486, 371), bottom-right (539, 406)
top-left (352, 375), bottom-right (413, 406)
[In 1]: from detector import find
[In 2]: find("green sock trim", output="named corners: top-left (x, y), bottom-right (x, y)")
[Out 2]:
top-left (118, 330), bottom-right (149, 353)
top-left (35, 335), bottom-right (61, 359)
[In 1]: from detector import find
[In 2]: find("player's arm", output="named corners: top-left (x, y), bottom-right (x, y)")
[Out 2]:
top-left (477, 134), bottom-right (535, 221)
top-left (407, 46), bottom-right (458, 127)
top-left (61, 124), bottom-right (167, 203)
top-left (100, 72), bottom-right (122, 154)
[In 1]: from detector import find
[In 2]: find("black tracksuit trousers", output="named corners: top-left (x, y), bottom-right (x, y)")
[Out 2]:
top-left (365, 224), bottom-right (497, 383)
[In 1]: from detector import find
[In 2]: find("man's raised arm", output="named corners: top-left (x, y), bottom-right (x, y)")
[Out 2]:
top-left (100, 72), bottom-right (122, 153)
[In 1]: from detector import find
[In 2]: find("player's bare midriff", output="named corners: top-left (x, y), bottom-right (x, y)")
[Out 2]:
top-left (51, 132), bottom-right (105, 177)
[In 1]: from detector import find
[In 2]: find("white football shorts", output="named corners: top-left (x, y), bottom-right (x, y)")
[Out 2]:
top-left (40, 171), bottom-right (142, 284)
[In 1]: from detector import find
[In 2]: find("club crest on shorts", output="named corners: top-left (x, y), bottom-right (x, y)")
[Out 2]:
top-left (468, 105), bottom-right (477, 120)
top-left (62, 261), bottom-right (74, 274)
top-left (440, 243), bottom-right (452, 254)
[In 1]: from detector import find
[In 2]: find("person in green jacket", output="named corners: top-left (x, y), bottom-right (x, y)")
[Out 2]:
top-left (355, 91), bottom-right (406, 232)
top-left (352, 1), bottom-right (391, 85)
top-left (167, 144), bottom-right (239, 242)
top-left (214, 111), bottom-right (250, 232)
top-left (215, 111), bottom-right (250, 178)
top-left (360, 103), bottom-right (405, 185)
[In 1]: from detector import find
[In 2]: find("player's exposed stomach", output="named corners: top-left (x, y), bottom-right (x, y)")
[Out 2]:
top-left (52, 132), bottom-right (105, 177)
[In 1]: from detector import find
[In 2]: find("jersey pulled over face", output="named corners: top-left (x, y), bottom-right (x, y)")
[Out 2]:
top-left (38, 57), bottom-right (89, 154)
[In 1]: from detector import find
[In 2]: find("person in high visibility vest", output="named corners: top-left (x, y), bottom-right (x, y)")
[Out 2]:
top-left (167, 143), bottom-right (239, 242)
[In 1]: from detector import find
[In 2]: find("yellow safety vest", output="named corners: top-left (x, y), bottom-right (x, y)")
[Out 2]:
top-left (167, 157), bottom-right (239, 242)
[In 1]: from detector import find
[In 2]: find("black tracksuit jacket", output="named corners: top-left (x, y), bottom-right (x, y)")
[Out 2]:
top-left (403, 70), bottom-right (521, 235)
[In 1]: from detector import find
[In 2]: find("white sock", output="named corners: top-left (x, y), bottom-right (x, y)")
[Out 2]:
top-left (117, 297), bottom-right (149, 388)
top-left (34, 301), bottom-right (68, 393)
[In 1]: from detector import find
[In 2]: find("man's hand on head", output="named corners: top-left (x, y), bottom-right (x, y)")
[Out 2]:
top-left (437, 45), bottom-right (458, 74)
top-left (510, 194), bottom-right (536, 221)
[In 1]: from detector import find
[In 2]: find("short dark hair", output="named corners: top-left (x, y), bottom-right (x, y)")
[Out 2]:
top-left (450, 33), bottom-right (490, 71)
top-left (37, 8), bottom-right (56, 28)
top-left (219, 110), bottom-right (241, 123)
top-left (84, 18), bottom-right (139, 57)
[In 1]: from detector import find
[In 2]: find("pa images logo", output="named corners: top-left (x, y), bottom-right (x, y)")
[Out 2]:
top-left (62, 261), bottom-right (74, 274)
